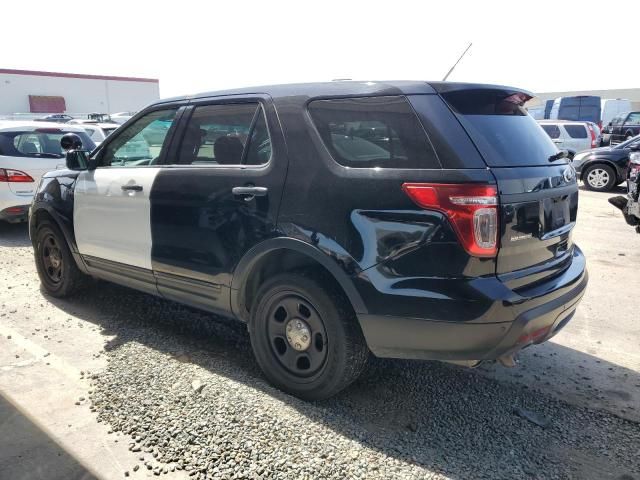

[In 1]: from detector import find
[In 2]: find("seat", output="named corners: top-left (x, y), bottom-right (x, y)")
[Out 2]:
top-left (179, 127), bottom-right (207, 164)
top-left (213, 136), bottom-right (243, 165)
top-left (21, 141), bottom-right (39, 154)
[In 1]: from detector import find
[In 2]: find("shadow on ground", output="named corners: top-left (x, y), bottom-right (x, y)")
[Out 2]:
top-left (0, 393), bottom-right (96, 480)
top-left (42, 279), bottom-right (640, 480)
top-left (0, 222), bottom-right (31, 247)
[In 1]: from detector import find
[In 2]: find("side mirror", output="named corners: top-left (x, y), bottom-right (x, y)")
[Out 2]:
top-left (60, 133), bottom-right (83, 151)
top-left (60, 133), bottom-right (92, 170)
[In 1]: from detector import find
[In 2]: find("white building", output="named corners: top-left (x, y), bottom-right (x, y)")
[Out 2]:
top-left (0, 68), bottom-right (160, 116)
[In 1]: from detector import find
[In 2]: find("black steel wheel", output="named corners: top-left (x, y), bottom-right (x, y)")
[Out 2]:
top-left (265, 292), bottom-right (328, 378)
top-left (40, 232), bottom-right (64, 285)
top-left (34, 220), bottom-right (86, 297)
top-left (249, 271), bottom-right (368, 400)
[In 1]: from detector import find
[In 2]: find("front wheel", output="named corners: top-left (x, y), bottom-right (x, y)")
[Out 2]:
top-left (248, 272), bottom-right (368, 400)
top-left (584, 164), bottom-right (616, 192)
top-left (34, 221), bottom-right (86, 297)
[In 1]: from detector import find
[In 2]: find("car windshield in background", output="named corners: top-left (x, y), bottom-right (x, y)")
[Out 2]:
top-left (0, 130), bottom-right (96, 158)
top-left (441, 89), bottom-right (562, 167)
top-left (103, 128), bottom-right (117, 137)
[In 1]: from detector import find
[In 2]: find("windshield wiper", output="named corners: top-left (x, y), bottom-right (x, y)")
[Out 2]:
top-left (34, 153), bottom-right (64, 159)
top-left (548, 150), bottom-right (568, 162)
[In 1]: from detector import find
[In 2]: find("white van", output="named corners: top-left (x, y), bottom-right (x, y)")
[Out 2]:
top-left (601, 99), bottom-right (632, 143)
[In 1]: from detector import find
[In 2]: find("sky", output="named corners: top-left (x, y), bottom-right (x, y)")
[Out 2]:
top-left (3, 0), bottom-right (639, 99)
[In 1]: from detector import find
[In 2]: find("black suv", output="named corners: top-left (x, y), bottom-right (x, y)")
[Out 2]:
top-left (29, 81), bottom-right (588, 400)
top-left (605, 111), bottom-right (640, 144)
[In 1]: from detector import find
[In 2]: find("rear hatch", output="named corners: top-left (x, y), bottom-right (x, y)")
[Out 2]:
top-left (437, 86), bottom-right (578, 290)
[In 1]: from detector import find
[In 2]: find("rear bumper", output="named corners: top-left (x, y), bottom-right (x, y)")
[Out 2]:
top-left (0, 205), bottom-right (30, 223)
top-left (357, 247), bottom-right (588, 361)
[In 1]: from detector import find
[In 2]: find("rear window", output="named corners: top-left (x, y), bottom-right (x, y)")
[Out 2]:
top-left (308, 96), bottom-right (440, 169)
top-left (564, 125), bottom-right (587, 138)
top-left (442, 89), bottom-right (562, 167)
top-left (0, 130), bottom-right (96, 158)
top-left (541, 124), bottom-right (561, 139)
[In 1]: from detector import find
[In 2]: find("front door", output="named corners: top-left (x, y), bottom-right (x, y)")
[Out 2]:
top-left (150, 97), bottom-right (288, 314)
top-left (74, 108), bottom-right (180, 279)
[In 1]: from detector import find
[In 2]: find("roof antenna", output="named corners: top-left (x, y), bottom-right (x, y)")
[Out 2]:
top-left (442, 42), bottom-right (472, 81)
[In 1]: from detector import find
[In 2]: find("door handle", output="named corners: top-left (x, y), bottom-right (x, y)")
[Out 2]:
top-left (232, 186), bottom-right (268, 199)
top-left (121, 184), bottom-right (143, 192)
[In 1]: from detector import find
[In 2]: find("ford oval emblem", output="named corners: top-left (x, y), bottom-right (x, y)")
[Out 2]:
top-left (563, 166), bottom-right (575, 183)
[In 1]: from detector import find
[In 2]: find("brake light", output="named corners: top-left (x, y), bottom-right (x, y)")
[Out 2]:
top-left (0, 168), bottom-right (35, 182)
top-left (588, 124), bottom-right (597, 148)
top-left (402, 183), bottom-right (499, 257)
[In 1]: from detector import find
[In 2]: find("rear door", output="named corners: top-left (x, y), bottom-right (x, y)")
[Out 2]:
top-left (150, 96), bottom-right (288, 313)
top-left (437, 88), bottom-right (579, 290)
top-left (74, 107), bottom-right (180, 284)
top-left (562, 124), bottom-right (590, 152)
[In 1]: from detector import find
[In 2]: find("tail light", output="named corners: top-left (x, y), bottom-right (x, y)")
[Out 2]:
top-left (402, 183), bottom-right (499, 257)
top-left (0, 168), bottom-right (35, 182)
top-left (630, 153), bottom-right (640, 178)
top-left (588, 124), bottom-right (597, 148)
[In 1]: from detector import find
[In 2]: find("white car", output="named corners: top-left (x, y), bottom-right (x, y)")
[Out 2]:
top-left (538, 120), bottom-right (598, 156)
top-left (80, 123), bottom-right (119, 146)
top-left (109, 112), bottom-right (136, 125)
top-left (0, 121), bottom-right (95, 223)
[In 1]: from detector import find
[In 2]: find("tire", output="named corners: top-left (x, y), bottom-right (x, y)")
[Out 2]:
top-left (34, 220), bottom-right (86, 297)
top-left (583, 164), bottom-right (616, 192)
top-left (248, 271), bottom-right (368, 400)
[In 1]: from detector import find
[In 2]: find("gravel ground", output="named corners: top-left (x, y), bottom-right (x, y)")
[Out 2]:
top-left (69, 283), bottom-right (638, 480)
top-left (1, 188), bottom-right (640, 480)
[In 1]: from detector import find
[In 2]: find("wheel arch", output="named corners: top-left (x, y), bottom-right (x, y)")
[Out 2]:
top-left (230, 238), bottom-right (367, 322)
top-left (30, 204), bottom-right (88, 274)
top-left (580, 159), bottom-right (620, 183)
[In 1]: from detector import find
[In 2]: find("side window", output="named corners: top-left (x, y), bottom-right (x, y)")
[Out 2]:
top-left (626, 113), bottom-right (640, 124)
top-left (308, 96), bottom-right (440, 169)
top-left (541, 124), bottom-right (561, 139)
top-left (99, 109), bottom-right (177, 167)
top-left (175, 103), bottom-right (270, 166)
top-left (564, 125), bottom-right (588, 139)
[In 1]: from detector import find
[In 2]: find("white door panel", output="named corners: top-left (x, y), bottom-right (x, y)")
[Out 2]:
top-left (74, 168), bottom-right (161, 269)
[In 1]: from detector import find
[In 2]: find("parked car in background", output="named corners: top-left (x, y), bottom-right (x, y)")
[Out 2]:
top-left (538, 120), bottom-right (598, 156)
top-left (549, 96), bottom-right (601, 125)
top-left (29, 81), bottom-right (587, 400)
top-left (0, 122), bottom-right (95, 222)
top-left (34, 114), bottom-right (74, 123)
top-left (80, 123), bottom-right (119, 146)
top-left (604, 111), bottom-right (640, 145)
top-left (608, 149), bottom-right (640, 232)
top-left (109, 112), bottom-right (136, 125)
top-left (601, 99), bottom-right (632, 144)
top-left (572, 134), bottom-right (640, 191)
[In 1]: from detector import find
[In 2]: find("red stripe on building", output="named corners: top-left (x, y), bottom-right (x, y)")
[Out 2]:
top-left (0, 68), bottom-right (159, 83)
top-left (29, 95), bottom-right (66, 113)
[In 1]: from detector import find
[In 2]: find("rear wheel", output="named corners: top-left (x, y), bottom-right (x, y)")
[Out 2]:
top-left (34, 221), bottom-right (86, 297)
top-left (248, 271), bottom-right (368, 400)
top-left (584, 164), bottom-right (616, 192)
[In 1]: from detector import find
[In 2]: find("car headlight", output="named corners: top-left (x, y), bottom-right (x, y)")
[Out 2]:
top-left (573, 152), bottom-right (589, 162)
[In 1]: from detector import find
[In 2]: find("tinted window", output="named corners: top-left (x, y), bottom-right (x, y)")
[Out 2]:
top-left (611, 114), bottom-right (625, 125)
top-left (99, 109), bottom-right (177, 167)
top-left (308, 96), bottom-right (439, 169)
top-left (626, 113), bottom-right (640, 124)
top-left (442, 89), bottom-right (562, 167)
top-left (541, 124), bottom-right (561, 139)
top-left (0, 130), bottom-right (95, 158)
top-left (564, 125), bottom-right (588, 138)
top-left (176, 103), bottom-right (270, 166)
